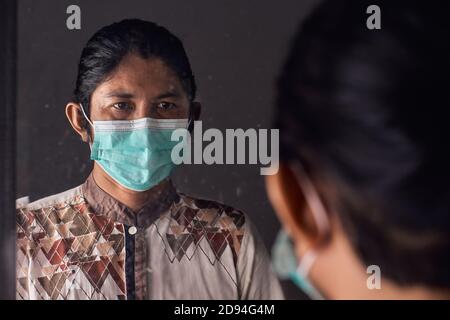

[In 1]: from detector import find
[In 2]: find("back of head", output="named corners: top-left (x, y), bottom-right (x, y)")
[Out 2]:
top-left (276, 0), bottom-right (450, 289)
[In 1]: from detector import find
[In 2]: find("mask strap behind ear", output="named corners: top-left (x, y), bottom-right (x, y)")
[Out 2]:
top-left (296, 250), bottom-right (318, 277)
top-left (79, 103), bottom-right (93, 149)
top-left (292, 162), bottom-right (331, 236)
top-left (79, 103), bottom-right (94, 127)
top-left (187, 102), bottom-right (195, 131)
top-left (187, 116), bottom-right (193, 130)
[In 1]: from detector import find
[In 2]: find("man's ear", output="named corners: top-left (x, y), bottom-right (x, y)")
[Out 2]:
top-left (265, 162), bottom-right (329, 255)
top-left (65, 102), bottom-right (90, 143)
top-left (188, 101), bottom-right (201, 132)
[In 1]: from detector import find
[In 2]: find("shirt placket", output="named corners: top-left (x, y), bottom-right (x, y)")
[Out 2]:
top-left (124, 225), bottom-right (136, 300)
top-left (82, 174), bottom-right (178, 300)
top-left (124, 222), bottom-right (148, 300)
top-left (134, 226), bottom-right (147, 299)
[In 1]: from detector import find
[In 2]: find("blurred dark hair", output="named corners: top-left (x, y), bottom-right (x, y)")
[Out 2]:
top-left (276, 0), bottom-right (450, 289)
top-left (73, 19), bottom-right (196, 116)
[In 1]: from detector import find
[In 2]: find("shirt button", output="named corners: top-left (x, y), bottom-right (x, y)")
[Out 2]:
top-left (128, 226), bottom-right (137, 235)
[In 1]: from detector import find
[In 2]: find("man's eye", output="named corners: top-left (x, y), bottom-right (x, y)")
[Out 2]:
top-left (157, 102), bottom-right (176, 110)
top-left (112, 102), bottom-right (133, 111)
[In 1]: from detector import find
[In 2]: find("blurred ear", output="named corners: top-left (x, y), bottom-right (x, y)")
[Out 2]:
top-left (65, 102), bottom-right (90, 143)
top-left (188, 101), bottom-right (201, 132)
top-left (265, 162), bottom-right (330, 254)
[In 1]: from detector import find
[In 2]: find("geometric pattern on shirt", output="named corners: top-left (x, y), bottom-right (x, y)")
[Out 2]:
top-left (158, 195), bottom-right (246, 266)
top-left (16, 181), bottom-right (251, 300)
top-left (16, 195), bottom-right (126, 300)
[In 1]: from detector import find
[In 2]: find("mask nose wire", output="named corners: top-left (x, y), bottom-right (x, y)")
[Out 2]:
top-left (79, 103), bottom-right (94, 149)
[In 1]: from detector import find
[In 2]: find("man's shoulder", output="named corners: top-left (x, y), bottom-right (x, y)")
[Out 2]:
top-left (21, 185), bottom-right (84, 212)
top-left (16, 185), bottom-right (86, 234)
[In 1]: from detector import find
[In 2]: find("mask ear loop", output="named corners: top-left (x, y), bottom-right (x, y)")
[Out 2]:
top-left (79, 103), bottom-right (94, 150)
top-left (290, 162), bottom-right (331, 295)
top-left (79, 103), bottom-right (93, 127)
top-left (291, 162), bottom-right (331, 237)
top-left (296, 250), bottom-right (317, 276)
top-left (187, 100), bottom-right (198, 132)
top-left (295, 249), bottom-right (324, 300)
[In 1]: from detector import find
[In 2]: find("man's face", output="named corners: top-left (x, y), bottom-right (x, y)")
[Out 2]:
top-left (89, 53), bottom-right (190, 123)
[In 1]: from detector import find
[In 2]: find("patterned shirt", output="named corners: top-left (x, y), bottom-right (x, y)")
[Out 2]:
top-left (16, 173), bottom-right (283, 300)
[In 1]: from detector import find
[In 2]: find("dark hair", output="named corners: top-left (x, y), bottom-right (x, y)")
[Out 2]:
top-left (276, 0), bottom-right (450, 289)
top-left (74, 19), bottom-right (196, 116)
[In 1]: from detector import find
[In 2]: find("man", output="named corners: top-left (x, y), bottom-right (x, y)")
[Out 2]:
top-left (16, 19), bottom-right (283, 300)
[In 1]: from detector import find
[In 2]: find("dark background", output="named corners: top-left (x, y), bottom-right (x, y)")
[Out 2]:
top-left (1, 0), bottom-right (17, 300)
top-left (17, 0), bottom-right (319, 299)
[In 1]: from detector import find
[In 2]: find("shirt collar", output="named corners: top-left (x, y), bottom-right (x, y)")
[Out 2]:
top-left (81, 172), bottom-right (179, 228)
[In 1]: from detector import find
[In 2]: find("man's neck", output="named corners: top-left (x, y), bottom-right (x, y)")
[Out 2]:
top-left (91, 163), bottom-right (169, 212)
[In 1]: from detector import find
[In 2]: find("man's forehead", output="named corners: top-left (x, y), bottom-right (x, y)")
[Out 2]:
top-left (115, 54), bottom-right (177, 79)
top-left (95, 64), bottom-right (183, 99)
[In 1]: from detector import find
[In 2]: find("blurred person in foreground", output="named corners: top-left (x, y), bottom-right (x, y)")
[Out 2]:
top-left (268, 0), bottom-right (450, 299)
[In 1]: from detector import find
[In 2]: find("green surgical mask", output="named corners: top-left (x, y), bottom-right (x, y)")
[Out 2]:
top-left (80, 104), bottom-right (188, 191)
top-left (271, 163), bottom-right (330, 300)
top-left (272, 230), bottom-right (324, 300)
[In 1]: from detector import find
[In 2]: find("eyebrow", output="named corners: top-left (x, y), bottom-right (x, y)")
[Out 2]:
top-left (104, 91), bottom-right (135, 99)
top-left (104, 90), bottom-right (182, 100)
top-left (153, 91), bottom-right (182, 101)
